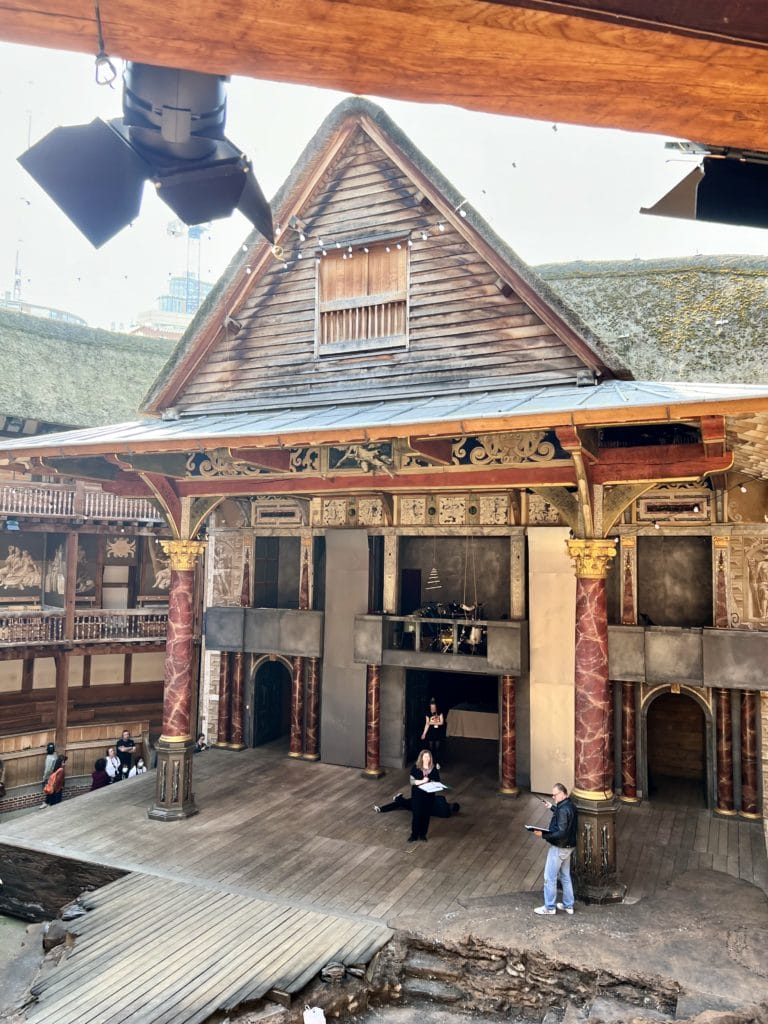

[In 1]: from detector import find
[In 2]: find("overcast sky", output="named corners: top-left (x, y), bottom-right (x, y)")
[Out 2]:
top-left (1, 40), bottom-right (767, 330)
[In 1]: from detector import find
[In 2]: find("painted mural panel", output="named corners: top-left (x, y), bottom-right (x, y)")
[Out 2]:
top-left (0, 533), bottom-right (44, 604)
top-left (140, 537), bottom-right (171, 600)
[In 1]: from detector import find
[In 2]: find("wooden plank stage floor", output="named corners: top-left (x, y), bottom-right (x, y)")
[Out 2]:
top-left (1, 740), bottom-right (767, 1023)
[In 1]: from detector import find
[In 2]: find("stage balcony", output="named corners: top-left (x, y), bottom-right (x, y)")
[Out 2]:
top-left (608, 624), bottom-right (768, 692)
top-left (354, 614), bottom-right (528, 676)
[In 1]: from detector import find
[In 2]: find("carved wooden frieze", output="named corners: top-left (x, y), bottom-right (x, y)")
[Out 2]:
top-left (527, 492), bottom-right (561, 524)
top-left (357, 497), bottom-right (385, 525)
top-left (453, 431), bottom-right (558, 466)
top-left (729, 534), bottom-right (768, 630)
top-left (478, 494), bottom-right (511, 525)
top-left (399, 496), bottom-right (427, 525)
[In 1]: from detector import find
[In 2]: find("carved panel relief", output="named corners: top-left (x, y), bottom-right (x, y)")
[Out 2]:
top-left (728, 535), bottom-right (768, 629)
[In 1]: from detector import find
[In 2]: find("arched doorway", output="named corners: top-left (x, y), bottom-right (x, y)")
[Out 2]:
top-left (251, 658), bottom-right (292, 747)
top-left (645, 690), bottom-right (708, 807)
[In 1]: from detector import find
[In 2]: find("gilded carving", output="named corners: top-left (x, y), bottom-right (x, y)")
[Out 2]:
top-left (567, 538), bottom-right (617, 579)
top-left (329, 443), bottom-right (393, 475)
top-left (453, 431), bottom-right (557, 466)
top-left (160, 539), bottom-right (206, 572)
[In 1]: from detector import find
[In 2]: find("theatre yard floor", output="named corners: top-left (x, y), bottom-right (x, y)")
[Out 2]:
top-left (0, 743), bottom-right (767, 1024)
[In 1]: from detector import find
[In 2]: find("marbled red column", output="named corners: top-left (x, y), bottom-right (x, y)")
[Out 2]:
top-left (714, 541), bottom-right (729, 629)
top-left (289, 656), bottom-right (305, 758)
top-left (499, 674), bottom-right (518, 795)
top-left (620, 682), bottom-right (638, 801)
top-left (216, 653), bottom-right (232, 746)
top-left (162, 568), bottom-right (196, 739)
top-left (715, 688), bottom-right (735, 814)
top-left (574, 576), bottom-right (613, 797)
top-left (304, 657), bottom-right (320, 760)
top-left (229, 653), bottom-right (246, 749)
top-left (740, 690), bottom-right (759, 818)
top-left (364, 663), bottom-right (384, 777)
top-left (150, 538), bottom-right (205, 822)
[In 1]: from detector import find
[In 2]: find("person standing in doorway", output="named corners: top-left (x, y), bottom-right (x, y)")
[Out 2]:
top-left (533, 782), bottom-right (578, 915)
top-left (420, 698), bottom-right (445, 762)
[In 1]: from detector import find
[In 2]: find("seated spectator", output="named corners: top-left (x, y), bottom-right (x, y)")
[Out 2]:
top-left (193, 733), bottom-right (207, 753)
top-left (91, 757), bottom-right (110, 790)
top-left (128, 758), bottom-right (147, 777)
top-left (105, 747), bottom-right (122, 782)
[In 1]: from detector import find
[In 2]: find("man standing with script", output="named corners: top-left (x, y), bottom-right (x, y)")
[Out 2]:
top-left (531, 783), bottom-right (578, 916)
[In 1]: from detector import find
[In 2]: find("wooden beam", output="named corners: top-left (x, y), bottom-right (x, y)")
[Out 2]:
top-left (2, 2), bottom-right (768, 150)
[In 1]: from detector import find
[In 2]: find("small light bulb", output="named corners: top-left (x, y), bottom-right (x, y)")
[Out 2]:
top-left (245, 267), bottom-right (252, 274)
top-left (438, 222), bottom-right (445, 232)
top-left (421, 230), bottom-right (428, 240)
top-left (297, 251), bottom-right (303, 259)
top-left (363, 247), bottom-right (369, 253)
top-left (740, 484), bottom-right (747, 493)
top-left (407, 239), bottom-right (413, 247)
top-left (241, 244), bottom-right (248, 252)
top-left (348, 245), bottom-right (352, 252)
top-left (322, 249), bottom-right (327, 256)
top-left (385, 246), bottom-right (390, 253)
top-left (299, 232), bottom-right (306, 241)
top-left (693, 504), bottom-right (700, 513)
top-left (396, 242), bottom-right (402, 249)
top-left (335, 241), bottom-right (341, 249)
top-left (318, 238), bottom-right (323, 246)
top-left (654, 522), bottom-right (660, 530)
top-left (459, 208), bottom-right (467, 218)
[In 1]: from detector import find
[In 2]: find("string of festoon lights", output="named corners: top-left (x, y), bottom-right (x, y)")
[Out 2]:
top-left (238, 202), bottom-right (470, 275)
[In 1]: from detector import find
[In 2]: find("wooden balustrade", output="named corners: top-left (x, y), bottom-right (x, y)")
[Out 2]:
top-left (319, 298), bottom-right (406, 346)
top-left (0, 608), bottom-right (167, 646)
top-left (0, 481), bottom-right (162, 523)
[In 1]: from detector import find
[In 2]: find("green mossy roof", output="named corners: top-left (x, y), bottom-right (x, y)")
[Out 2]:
top-left (0, 310), bottom-right (175, 428)
top-left (537, 256), bottom-right (768, 384)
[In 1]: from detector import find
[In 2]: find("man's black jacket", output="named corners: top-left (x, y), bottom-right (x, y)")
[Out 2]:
top-left (545, 796), bottom-right (578, 848)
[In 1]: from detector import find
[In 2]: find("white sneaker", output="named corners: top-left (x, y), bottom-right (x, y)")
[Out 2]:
top-left (556, 902), bottom-right (574, 915)
top-left (534, 906), bottom-right (556, 915)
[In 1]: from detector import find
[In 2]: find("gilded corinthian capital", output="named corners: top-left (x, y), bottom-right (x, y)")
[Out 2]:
top-left (159, 539), bottom-right (207, 572)
top-left (567, 538), bottom-right (617, 579)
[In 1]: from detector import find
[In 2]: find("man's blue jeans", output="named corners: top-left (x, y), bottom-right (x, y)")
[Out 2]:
top-left (544, 844), bottom-right (574, 909)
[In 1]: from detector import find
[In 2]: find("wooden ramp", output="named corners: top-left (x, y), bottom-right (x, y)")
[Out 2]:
top-left (27, 874), bottom-right (392, 1024)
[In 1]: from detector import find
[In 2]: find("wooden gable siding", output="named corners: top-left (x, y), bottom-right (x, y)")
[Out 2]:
top-left (175, 129), bottom-right (587, 412)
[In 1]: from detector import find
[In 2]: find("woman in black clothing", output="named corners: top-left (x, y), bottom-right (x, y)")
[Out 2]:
top-left (408, 749), bottom-right (441, 842)
top-left (420, 698), bottom-right (445, 762)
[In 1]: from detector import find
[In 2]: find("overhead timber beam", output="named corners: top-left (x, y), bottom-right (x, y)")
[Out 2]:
top-left (3, 1), bottom-right (768, 149)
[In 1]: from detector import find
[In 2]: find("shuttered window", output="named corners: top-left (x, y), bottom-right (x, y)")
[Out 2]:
top-left (316, 244), bottom-right (408, 355)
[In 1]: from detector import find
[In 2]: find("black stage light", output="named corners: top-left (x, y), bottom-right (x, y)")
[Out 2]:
top-left (18, 63), bottom-right (273, 247)
top-left (641, 150), bottom-right (768, 229)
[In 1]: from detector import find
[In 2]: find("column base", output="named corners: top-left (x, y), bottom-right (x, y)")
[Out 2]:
top-left (288, 751), bottom-right (303, 759)
top-left (498, 786), bottom-right (520, 797)
top-left (147, 737), bottom-right (198, 821)
top-left (302, 753), bottom-right (320, 761)
top-left (715, 807), bottom-right (738, 817)
top-left (619, 794), bottom-right (641, 804)
top-left (738, 810), bottom-right (761, 821)
top-left (361, 767), bottom-right (385, 778)
top-left (572, 791), bottom-right (625, 904)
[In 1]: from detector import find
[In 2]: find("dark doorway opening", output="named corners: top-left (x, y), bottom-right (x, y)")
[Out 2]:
top-left (405, 669), bottom-right (498, 773)
top-left (251, 660), bottom-right (291, 747)
top-left (646, 691), bottom-right (707, 806)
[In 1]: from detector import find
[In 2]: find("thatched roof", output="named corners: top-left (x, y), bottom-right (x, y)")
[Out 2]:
top-left (537, 256), bottom-right (768, 385)
top-left (0, 310), bottom-right (175, 428)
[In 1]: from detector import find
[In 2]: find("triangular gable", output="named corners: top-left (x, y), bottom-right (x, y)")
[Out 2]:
top-left (142, 98), bottom-right (629, 417)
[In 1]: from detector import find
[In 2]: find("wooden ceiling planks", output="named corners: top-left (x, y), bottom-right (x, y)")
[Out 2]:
top-left (2, 1), bottom-right (768, 149)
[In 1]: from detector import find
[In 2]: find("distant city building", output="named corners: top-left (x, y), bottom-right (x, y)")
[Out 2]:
top-left (130, 272), bottom-right (214, 340)
top-left (0, 293), bottom-right (87, 326)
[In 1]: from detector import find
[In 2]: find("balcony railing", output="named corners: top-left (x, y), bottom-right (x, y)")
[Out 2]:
top-left (385, 615), bottom-right (487, 656)
top-left (0, 481), bottom-right (163, 523)
top-left (0, 608), bottom-right (168, 646)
